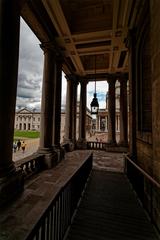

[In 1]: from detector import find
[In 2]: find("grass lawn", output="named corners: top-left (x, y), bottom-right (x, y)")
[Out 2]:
top-left (14, 130), bottom-right (40, 139)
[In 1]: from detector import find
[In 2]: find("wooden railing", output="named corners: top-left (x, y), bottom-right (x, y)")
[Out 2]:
top-left (87, 141), bottom-right (106, 150)
top-left (124, 154), bottom-right (160, 231)
top-left (25, 153), bottom-right (92, 240)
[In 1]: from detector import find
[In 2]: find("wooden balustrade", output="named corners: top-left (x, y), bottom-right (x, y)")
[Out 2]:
top-left (124, 154), bottom-right (160, 231)
top-left (25, 153), bottom-right (92, 240)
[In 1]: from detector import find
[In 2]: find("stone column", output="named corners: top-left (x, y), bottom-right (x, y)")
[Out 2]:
top-left (0, 1), bottom-right (23, 206)
top-left (96, 115), bottom-right (99, 131)
top-left (38, 42), bottom-right (57, 168)
top-left (53, 57), bottom-right (62, 148)
top-left (72, 78), bottom-right (78, 144)
top-left (98, 116), bottom-right (101, 131)
top-left (64, 75), bottom-right (78, 151)
top-left (119, 75), bottom-right (128, 146)
top-left (64, 76), bottom-right (73, 143)
top-left (106, 116), bottom-right (108, 131)
top-left (77, 80), bottom-right (87, 149)
top-left (52, 56), bottom-right (65, 162)
top-left (107, 77), bottom-right (117, 145)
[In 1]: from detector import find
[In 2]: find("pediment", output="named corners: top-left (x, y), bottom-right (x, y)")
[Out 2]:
top-left (17, 108), bottom-right (32, 114)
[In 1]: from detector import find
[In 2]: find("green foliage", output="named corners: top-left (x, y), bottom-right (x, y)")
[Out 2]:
top-left (14, 130), bottom-right (40, 139)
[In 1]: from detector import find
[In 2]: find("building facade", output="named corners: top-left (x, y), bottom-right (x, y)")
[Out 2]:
top-left (15, 105), bottom-right (92, 142)
top-left (93, 81), bottom-right (129, 142)
top-left (15, 108), bottom-right (41, 131)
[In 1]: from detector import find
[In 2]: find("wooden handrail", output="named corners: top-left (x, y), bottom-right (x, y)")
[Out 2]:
top-left (124, 154), bottom-right (160, 189)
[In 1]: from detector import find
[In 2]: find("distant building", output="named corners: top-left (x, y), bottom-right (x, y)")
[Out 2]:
top-left (95, 82), bottom-right (120, 133)
top-left (15, 104), bottom-right (92, 141)
top-left (14, 108), bottom-right (40, 131)
top-left (60, 102), bottom-right (92, 140)
top-left (92, 81), bottom-right (129, 141)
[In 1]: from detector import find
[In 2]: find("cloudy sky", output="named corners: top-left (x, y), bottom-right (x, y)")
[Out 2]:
top-left (17, 18), bottom-right (108, 110)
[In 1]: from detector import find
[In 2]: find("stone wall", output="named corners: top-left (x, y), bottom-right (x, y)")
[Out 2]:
top-left (150, 0), bottom-right (160, 230)
top-left (127, 0), bottom-right (160, 231)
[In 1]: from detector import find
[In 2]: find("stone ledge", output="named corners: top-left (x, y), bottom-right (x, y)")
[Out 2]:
top-left (0, 150), bottom-right (92, 240)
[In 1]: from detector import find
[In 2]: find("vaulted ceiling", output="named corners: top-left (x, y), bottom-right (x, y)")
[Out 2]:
top-left (21, 0), bottom-right (142, 80)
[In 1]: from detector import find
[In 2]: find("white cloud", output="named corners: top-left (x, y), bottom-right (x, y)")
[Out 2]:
top-left (16, 18), bottom-right (43, 109)
top-left (18, 19), bottom-right (108, 111)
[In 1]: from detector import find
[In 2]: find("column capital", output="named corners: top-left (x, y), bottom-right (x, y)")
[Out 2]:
top-left (107, 75), bottom-right (116, 85)
top-left (79, 78), bottom-right (89, 87)
top-left (65, 75), bottom-right (79, 88)
top-left (118, 73), bottom-right (129, 83)
top-left (40, 41), bottom-right (59, 56)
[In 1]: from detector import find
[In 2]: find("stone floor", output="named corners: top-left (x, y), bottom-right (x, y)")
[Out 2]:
top-left (2, 150), bottom-right (156, 240)
top-left (93, 150), bottom-right (124, 172)
top-left (12, 138), bottom-right (125, 174)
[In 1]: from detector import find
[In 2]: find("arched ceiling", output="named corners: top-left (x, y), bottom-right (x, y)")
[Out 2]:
top-left (21, 0), bottom-right (143, 80)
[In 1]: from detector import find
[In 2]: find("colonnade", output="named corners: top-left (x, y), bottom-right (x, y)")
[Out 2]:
top-left (0, 2), bottom-right (128, 206)
top-left (107, 75), bottom-right (128, 146)
top-left (93, 76), bottom-right (128, 146)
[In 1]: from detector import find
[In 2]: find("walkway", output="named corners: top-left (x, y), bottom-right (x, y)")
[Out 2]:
top-left (12, 138), bottom-right (39, 162)
top-left (66, 170), bottom-right (159, 240)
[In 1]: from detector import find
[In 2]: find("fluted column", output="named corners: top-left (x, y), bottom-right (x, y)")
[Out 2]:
top-left (77, 80), bottom-right (87, 149)
top-left (107, 77), bottom-right (116, 145)
top-left (0, 1), bottom-right (23, 206)
top-left (119, 75), bottom-right (128, 146)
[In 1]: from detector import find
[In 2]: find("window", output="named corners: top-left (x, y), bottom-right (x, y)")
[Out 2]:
top-left (138, 23), bottom-right (152, 132)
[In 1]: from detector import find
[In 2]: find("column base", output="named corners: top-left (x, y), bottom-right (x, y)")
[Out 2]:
top-left (53, 145), bottom-right (65, 163)
top-left (106, 140), bottom-right (117, 147)
top-left (76, 139), bottom-right (87, 149)
top-left (63, 139), bottom-right (75, 152)
top-left (37, 147), bottom-right (58, 169)
top-left (0, 169), bottom-right (23, 207)
top-left (118, 141), bottom-right (129, 147)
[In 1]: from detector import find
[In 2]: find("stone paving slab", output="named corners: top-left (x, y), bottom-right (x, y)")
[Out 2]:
top-left (93, 150), bottom-right (124, 172)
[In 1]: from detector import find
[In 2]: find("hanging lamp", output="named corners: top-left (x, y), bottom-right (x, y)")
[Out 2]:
top-left (90, 55), bottom-right (99, 114)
